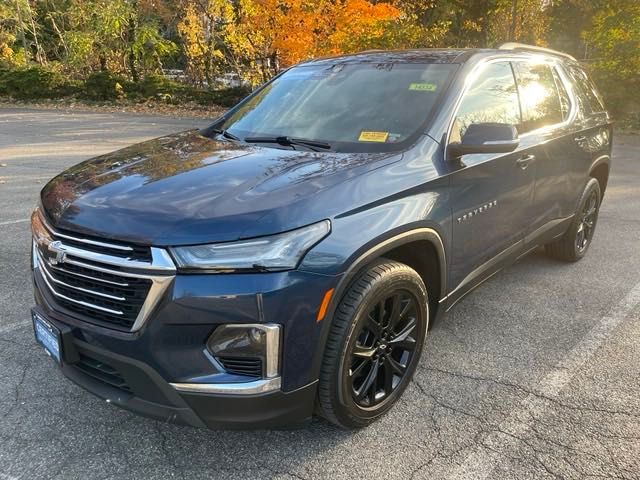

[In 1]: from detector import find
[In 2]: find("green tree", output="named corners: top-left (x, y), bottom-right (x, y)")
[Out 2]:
top-left (584, 0), bottom-right (640, 115)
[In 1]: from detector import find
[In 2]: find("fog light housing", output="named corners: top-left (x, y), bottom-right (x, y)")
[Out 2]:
top-left (206, 324), bottom-right (281, 379)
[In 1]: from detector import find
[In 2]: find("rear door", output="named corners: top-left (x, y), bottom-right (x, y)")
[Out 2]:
top-left (447, 61), bottom-right (536, 295)
top-left (564, 64), bottom-right (613, 191)
top-left (511, 60), bottom-right (578, 234)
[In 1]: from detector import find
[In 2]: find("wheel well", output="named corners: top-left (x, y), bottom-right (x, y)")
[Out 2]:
top-left (590, 163), bottom-right (609, 197)
top-left (381, 240), bottom-right (442, 318)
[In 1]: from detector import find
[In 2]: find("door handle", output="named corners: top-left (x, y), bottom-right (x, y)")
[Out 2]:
top-left (516, 154), bottom-right (535, 169)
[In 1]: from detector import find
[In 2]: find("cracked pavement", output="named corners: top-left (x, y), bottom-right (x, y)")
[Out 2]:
top-left (1, 107), bottom-right (639, 479)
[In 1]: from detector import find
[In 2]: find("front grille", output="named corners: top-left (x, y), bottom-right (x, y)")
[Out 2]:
top-left (218, 356), bottom-right (263, 377)
top-left (51, 227), bottom-right (152, 262)
top-left (75, 353), bottom-right (132, 393)
top-left (32, 210), bottom-right (175, 332)
top-left (41, 258), bottom-right (152, 330)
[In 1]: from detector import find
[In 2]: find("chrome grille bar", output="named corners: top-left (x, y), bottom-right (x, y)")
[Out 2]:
top-left (44, 228), bottom-right (134, 252)
top-left (37, 256), bottom-right (125, 316)
top-left (46, 262), bottom-right (130, 287)
top-left (37, 250), bottom-right (127, 301)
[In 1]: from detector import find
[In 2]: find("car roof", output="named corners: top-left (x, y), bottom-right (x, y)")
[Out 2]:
top-left (300, 47), bottom-right (572, 66)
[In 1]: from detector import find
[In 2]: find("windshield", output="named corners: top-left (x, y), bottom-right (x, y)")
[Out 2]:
top-left (220, 62), bottom-right (456, 152)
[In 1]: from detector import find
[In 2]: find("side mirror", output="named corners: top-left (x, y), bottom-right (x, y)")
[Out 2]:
top-left (448, 123), bottom-right (519, 159)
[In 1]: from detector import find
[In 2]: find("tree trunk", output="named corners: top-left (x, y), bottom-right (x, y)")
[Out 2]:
top-left (25, 1), bottom-right (46, 64)
top-left (15, 0), bottom-right (30, 61)
top-left (127, 13), bottom-right (139, 82)
top-left (509, 0), bottom-right (518, 41)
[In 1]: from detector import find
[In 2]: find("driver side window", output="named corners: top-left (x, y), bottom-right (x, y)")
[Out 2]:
top-left (450, 62), bottom-right (521, 144)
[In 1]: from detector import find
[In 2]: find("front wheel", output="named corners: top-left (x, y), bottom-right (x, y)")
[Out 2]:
top-left (317, 259), bottom-right (428, 429)
top-left (545, 178), bottom-right (601, 262)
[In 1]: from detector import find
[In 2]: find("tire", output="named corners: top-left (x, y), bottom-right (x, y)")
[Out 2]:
top-left (545, 178), bottom-right (601, 262)
top-left (317, 259), bottom-right (429, 429)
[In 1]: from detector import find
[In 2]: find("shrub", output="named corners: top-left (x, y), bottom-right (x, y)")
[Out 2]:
top-left (191, 86), bottom-right (252, 107)
top-left (136, 74), bottom-right (184, 98)
top-left (83, 71), bottom-right (126, 101)
top-left (0, 66), bottom-right (70, 99)
top-left (0, 67), bottom-right (9, 96)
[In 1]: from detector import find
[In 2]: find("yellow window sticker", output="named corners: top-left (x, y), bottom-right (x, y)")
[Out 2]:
top-left (409, 83), bottom-right (437, 92)
top-left (359, 131), bottom-right (389, 143)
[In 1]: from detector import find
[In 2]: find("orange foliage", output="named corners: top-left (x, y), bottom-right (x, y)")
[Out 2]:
top-left (235, 0), bottom-right (400, 67)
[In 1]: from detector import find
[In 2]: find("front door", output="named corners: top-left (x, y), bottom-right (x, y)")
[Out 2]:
top-left (447, 61), bottom-right (535, 298)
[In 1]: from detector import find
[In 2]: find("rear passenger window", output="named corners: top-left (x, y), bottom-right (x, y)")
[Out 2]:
top-left (568, 65), bottom-right (606, 113)
top-left (552, 67), bottom-right (571, 121)
top-left (450, 62), bottom-right (520, 143)
top-left (513, 62), bottom-right (563, 132)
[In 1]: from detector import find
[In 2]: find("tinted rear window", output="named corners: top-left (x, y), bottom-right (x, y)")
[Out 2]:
top-left (513, 62), bottom-right (563, 133)
top-left (567, 65), bottom-right (606, 114)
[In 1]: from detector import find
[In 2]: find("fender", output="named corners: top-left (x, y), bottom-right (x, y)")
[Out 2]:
top-left (308, 227), bottom-right (448, 383)
top-left (589, 154), bottom-right (610, 173)
top-left (589, 154), bottom-right (610, 195)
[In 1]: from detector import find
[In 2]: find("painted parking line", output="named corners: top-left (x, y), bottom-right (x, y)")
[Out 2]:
top-left (448, 280), bottom-right (640, 480)
top-left (0, 218), bottom-right (28, 226)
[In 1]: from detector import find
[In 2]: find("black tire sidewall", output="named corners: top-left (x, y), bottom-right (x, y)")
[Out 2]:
top-left (570, 179), bottom-right (601, 259)
top-left (325, 263), bottom-right (428, 427)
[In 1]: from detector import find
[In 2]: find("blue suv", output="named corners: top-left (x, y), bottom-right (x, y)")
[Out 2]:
top-left (31, 44), bottom-right (612, 429)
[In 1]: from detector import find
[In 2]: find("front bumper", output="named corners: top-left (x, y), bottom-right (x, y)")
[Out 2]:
top-left (31, 301), bottom-right (320, 429)
top-left (32, 264), bottom-right (339, 428)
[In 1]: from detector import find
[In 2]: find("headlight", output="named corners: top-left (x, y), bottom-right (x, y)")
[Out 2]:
top-left (170, 220), bottom-right (330, 272)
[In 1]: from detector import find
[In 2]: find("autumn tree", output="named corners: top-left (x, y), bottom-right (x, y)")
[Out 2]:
top-left (177, 0), bottom-right (401, 85)
top-left (488, 0), bottom-right (549, 45)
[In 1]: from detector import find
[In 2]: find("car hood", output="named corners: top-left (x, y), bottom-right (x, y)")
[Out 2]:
top-left (41, 130), bottom-right (400, 245)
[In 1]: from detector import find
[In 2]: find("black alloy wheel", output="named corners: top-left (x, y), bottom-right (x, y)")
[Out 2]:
top-left (545, 178), bottom-right (601, 262)
top-left (576, 190), bottom-right (598, 253)
top-left (348, 291), bottom-right (420, 408)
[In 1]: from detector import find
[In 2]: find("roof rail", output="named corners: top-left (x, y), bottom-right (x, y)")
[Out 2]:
top-left (498, 42), bottom-right (576, 61)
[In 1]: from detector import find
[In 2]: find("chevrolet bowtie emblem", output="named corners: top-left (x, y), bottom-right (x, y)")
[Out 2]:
top-left (47, 240), bottom-right (67, 265)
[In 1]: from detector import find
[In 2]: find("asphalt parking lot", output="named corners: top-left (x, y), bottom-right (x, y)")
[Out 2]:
top-left (1, 107), bottom-right (639, 480)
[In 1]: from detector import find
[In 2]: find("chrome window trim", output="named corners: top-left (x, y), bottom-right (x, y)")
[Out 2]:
top-left (32, 209), bottom-right (176, 332)
top-left (170, 377), bottom-right (282, 395)
top-left (443, 54), bottom-right (579, 161)
top-left (482, 140), bottom-right (520, 146)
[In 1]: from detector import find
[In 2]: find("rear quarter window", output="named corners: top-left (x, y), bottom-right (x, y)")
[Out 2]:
top-left (567, 65), bottom-right (606, 114)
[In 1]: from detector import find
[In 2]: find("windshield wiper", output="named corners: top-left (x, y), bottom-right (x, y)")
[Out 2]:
top-left (211, 128), bottom-right (241, 141)
top-left (244, 136), bottom-right (332, 151)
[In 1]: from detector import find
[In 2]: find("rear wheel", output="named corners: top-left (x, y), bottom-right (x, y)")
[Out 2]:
top-left (317, 259), bottom-right (428, 429)
top-left (545, 178), bottom-right (601, 262)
